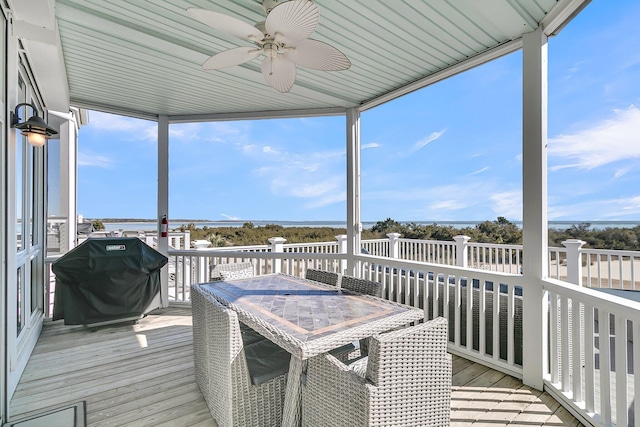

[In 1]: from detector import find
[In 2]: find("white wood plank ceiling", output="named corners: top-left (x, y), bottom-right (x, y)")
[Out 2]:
top-left (19, 0), bottom-right (591, 120)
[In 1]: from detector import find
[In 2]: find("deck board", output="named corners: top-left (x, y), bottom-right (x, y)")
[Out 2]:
top-left (9, 307), bottom-right (582, 426)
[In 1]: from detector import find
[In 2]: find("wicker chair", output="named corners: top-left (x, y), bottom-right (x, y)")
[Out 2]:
top-left (302, 317), bottom-right (451, 427)
top-left (340, 276), bottom-right (383, 298)
top-left (305, 268), bottom-right (342, 287)
top-left (210, 261), bottom-right (254, 281)
top-left (191, 285), bottom-right (289, 427)
top-left (340, 276), bottom-right (384, 355)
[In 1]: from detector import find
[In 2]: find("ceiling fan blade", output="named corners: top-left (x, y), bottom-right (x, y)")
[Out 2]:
top-left (265, 0), bottom-right (319, 46)
top-left (203, 47), bottom-right (262, 70)
top-left (261, 56), bottom-right (297, 93)
top-left (286, 39), bottom-right (351, 71)
top-left (187, 8), bottom-right (264, 42)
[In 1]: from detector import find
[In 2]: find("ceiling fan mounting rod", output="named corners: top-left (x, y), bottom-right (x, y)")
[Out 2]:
top-left (262, 0), bottom-right (279, 14)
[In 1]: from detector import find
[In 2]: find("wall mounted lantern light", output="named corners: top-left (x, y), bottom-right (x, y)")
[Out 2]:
top-left (11, 102), bottom-right (58, 147)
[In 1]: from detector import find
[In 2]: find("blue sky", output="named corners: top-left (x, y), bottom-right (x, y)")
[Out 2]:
top-left (77, 0), bottom-right (640, 223)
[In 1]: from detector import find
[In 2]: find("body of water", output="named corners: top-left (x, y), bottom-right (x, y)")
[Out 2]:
top-left (100, 220), bottom-right (640, 232)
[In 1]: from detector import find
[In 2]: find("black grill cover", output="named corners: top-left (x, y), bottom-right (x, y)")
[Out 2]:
top-left (52, 237), bottom-right (168, 325)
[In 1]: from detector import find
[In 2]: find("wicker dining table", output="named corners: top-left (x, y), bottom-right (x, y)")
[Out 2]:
top-left (197, 273), bottom-right (425, 427)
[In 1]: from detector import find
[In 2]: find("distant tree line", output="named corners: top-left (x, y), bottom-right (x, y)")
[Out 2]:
top-left (180, 217), bottom-right (640, 251)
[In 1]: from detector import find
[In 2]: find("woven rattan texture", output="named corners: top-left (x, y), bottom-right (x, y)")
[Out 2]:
top-left (305, 269), bottom-right (342, 287)
top-left (340, 276), bottom-right (384, 298)
top-left (191, 285), bottom-right (287, 427)
top-left (210, 261), bottom-right (254, 281)
top-left (302, 317), bottom-right (451, 427)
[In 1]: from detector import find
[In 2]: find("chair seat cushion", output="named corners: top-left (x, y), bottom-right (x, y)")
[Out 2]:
top-left (328, 342), bottom-right (356, 357)
top-left (347, 355), bottom-right (368, 378)
top-left (240, 322), bottom-right (267, 346)
top-left (244, 338), bottom-right (291, 385)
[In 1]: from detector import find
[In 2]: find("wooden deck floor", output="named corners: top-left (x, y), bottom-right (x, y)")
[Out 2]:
top-left (9, 307), bottom-right (583, 427)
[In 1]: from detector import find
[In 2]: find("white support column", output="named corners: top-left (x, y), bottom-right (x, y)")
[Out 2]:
top-left (157, 115), bottom-right (169, 307)
top-left (346, 108), bottom-right (361, 276)
top-left (58, 120), bottom-right (77, 252)
top-left (521, 27), bottom-right (549, 391)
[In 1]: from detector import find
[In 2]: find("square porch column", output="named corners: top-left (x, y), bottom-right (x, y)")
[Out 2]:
top-left (346, 108), bottom-right (362, 276)
top-left (521, 27), bottom-right (549, 390)
top-left (157, 115), bottom-right (169, 307)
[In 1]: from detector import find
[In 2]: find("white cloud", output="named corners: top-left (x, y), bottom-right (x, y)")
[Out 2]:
top-left (87, 111), bottom-right (157, 141)
top-left (252, 148), bottom-right (346, 209)
top-left (363, 180), bottom-right (526, 221)
top-left (172, 122), bottom-right (248, 144)
top-left (243, 144), bottom-right (258, 153)
top-left (304, 190), bottom-right (346, 209)
top-left (263, 146), bottom-right (279, 154)
top-left (489, 191), bottom-right (522, 220)
top-left (612, 167), bottom-right (630, 180)
top-left (219, 213), bottom-right (240, 220)
top-left (362, 142), bottom-right (381, 150)
top-left (469, 166), bottom-right (489, 176)
top-left (549, 105), bottom-right (640, 169)
top-left (548, 195), bottom-right (640, 220)
top-left (78, 151), bottom-right (114, 168)
top-left (411, 129), bottom-right (446, 152)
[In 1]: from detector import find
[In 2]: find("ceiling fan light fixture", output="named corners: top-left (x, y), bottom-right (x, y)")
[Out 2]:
top-left (187, 0), bottom-right (351, 92)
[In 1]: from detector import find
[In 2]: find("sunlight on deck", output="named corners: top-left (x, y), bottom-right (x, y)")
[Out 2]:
top-left (9, 308), bottom-right (582, 426)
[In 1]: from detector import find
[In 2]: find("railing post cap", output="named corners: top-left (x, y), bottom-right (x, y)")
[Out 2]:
top-left (268, 237), bottom-right (287, 244)
top-left (335, 234), bottom-right (347, 241)
top-left (386, 232), bottom-right (402, 238)
top-left (453, 235), bottom-right (471, 243)
top-left (561, 239), bottom-right (586, 248)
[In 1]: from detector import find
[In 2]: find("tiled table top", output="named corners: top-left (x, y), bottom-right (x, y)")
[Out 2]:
top-left (200, 274), bottom-right (424, 358)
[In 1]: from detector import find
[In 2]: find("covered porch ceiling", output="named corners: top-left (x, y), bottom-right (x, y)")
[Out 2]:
top-left (14, 0), bottom-right (590, 121)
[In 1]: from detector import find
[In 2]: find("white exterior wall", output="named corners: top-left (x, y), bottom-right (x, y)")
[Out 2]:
top-left (2, 0), bottom-right (72, 418)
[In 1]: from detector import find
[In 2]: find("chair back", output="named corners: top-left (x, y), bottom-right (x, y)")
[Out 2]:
top-left (191, 285), bottom-right (240, 426)
top-left (191, 284), bottom-right (289, 427)
top-left (210, 261), bottom-right (254, 281)
top-left (364, 317), bottom-right (451, 426)
top-left (340, 276), bottom-right (383, 298)
top-left (305, 268), bottom-right (342, 287)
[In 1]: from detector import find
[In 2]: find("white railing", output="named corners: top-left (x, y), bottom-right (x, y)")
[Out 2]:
top-left (548, 246), bottom-right (568, 280)
top-left (581, 248), bottom-right (640, 290)
top-left (361, 238), bottom-right (389, 257)
top-left (398, 237), bottom-right (456, 264)
top-left (167, 250), bottom-right (346, 303)
top-left (283, 241), bottom-right (340, 254)
top-left (543, 278), bottom-right (640, 426)
top-left (44, 232), bottom-right (640, 426)
top-left (355, 254), bottom-right (525, 378)
top-left (466, 242), bottom-right (522, 274)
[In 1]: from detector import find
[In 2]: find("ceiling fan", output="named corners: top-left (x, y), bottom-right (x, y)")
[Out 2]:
top-left (186, 0), bottom-right (351, 93)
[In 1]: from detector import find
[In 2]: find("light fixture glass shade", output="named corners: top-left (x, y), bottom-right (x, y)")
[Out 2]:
top-left (26, 132), bottom-right (46, 147)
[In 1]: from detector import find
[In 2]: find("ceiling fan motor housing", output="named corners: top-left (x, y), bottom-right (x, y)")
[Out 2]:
top-left (262, 0), bottom-right (280, 14)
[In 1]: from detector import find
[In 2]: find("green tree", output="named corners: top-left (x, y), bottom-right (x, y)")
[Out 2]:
top-left (206, 233), bottom-right (227, 247)
top-left (371, 218), bottom-right (402, 233)
top-left (92, 220), bottom-right (105, 230)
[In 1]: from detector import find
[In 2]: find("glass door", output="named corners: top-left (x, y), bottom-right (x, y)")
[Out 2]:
top-left (5, 54), bottom-right (47, 400)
